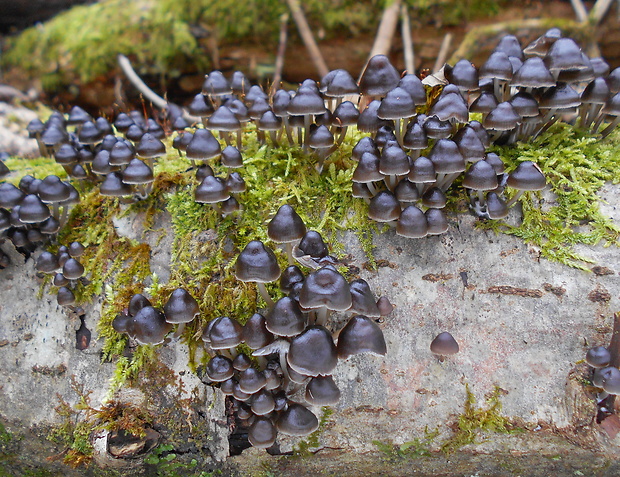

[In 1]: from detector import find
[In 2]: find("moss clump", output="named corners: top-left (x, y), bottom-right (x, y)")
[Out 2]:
top-left (441, 384), bottom-right (516, 454)
top-left (478, 123), bottom-right (620, 270)
top-left (292, 406), bottom-right (334, 457)
top-left (372, 427), bottom-right (439, 461)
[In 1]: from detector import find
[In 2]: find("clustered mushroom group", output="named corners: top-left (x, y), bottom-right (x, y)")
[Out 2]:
top-left (0, 28), bottom-right (618, 453)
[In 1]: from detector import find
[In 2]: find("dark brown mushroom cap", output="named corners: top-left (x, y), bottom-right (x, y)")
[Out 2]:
top-left (539, 83), bottom-right (581, 110)
top-left (280, 265), bottom-right (305, 293)
top-left (225, 172), bottom-right (246, 194)
top-left (484, 152), bottom-right (505, 174)
top-left (368, 190), bottom-right (401, 223)
top-left (132, 306), bottom-right (172, 345)
top-left (408, 156), bottom-right (436, 184)
top-left (511, 57), bottom-right (555, 89)
top-left (195, 176), bottom-right (230, 204)
top-left (377, 87), bottom-right (416, 120)
top-left (602, 368), bottom-right (620, 395)
top-left (397, 73), bottom-right (426, 105)
top-left (479, 51), bottom-right (513, 81)
top-left (396, 205), bottom-right (428, 238)
top-left (248, 416), bottom-right (277, 448)
top-left (506, 161), bottom-right (546, 191)
top-left (402, 121), bottom-right (428, 150)
top-left (332, 101), bottom-right (360, 127)
top-left (462, 160), bottom-right (499, 191)
top-left (422, 187), bottom-right (447, 209)
top-left (352, 136), bottom-right (379, 161)
top-left (376, 296), bottom-right (394, 316)
top-left (206, 355), bottom-right (234, 382)
top-left (452, 125), bottom-right (486, 163)
top-left (483, 102), bottom-right (520, 131)
top-left (276, 403), bottom-right (318, 436)
top-left (135, 132), bottom-right (166, 159)
top-left (469, 90), bottom-right (499, 114)
top-left (581, 78), bottom-right (610, 105)
top-left (187, 93), bottom-right (214, 117)
top-left (486, 192), bottom-right (509, 219)
top-left (122, 159), bottom-right (154, 185)
top-left (100, 172), bottom-right (133, 197)
top-left (379, 144), bottom-right (409, 176)
top-left (235, 240), bottom-right (280, 283)
top-left (36, 251), bottom-right (59, 274)
top-left (202, 70), bottom-right (231, 96)
top-left (268, 205), bottom-right (306, 244)
top-left (297, 231), bottom-right (328, 258)
top-left (57, 286), bottom-right (76, 306)
top-left (18, 194), bottom-right (50, 223)
top-left (429, 139), bottom-right (465, 174)
top-left (586, 346), bottom-right (611, 368)
top-left (602, 92), bottom-right (620, 116)
top-left (320, 69), bottom-right (359, 97)
top-left (109, 140), bottom-right (135, 167)
top-left (128, 293), bottom-right (151, 317)
top-left (287, 326), bottom-right (337, 376)
top-left (305, 375), bottom-right (341, 406)
top-left (54, 143), bottom-right (79, 166)
top-left (299, 267), bottom-right (352, 312)
top-left (394, 178), bottom-right (420, 203)
top-left (232, 382), bottom-right (252, 402)
top-left (523, 28), bottom-right (561, 57)
top-left (62, 258), bottom-right (84, 280)
top-left (242, 313), bottom-right (274, 350)
top-left (0, 183), bottom-right (25, 208)
top-left (266, 296), bottom-right (306, 337)
top-left (232, 353), bottom-right (252, 372)
top-left (509, 92), bottom-right (540, 118)
top-left (425, 208), bottom-right (449, 235)
top-left (423, 115), bottom-right (454, 140)
top-left (251, 389), bottom-right (276, 416)
top-left (429, 92), bottom-right (469, 123)
top-left (359, 55), bottom-right (401, 97)
top-left (207, 105), bottom-right (241, 132)
top-left (208, 316), bottom-right (243, 349)
top-left (112, 312), bottom-right (134, 336)
top-left (544, 37), bottom-right (588, 73)
top-left (494, 34), bottom-right (523, 60)
top-left (163, 288), bottom-right (200, 324)
top-left (445, 59), bottom-right (479, 91)
top-left (349, 279), bottom-right (381, 317)
top-left (186, 129), bottom-right (222, 161)
top-left (219, 378), bottom-right (235, 395)
top-left (287, 87), bottom-right (326, 116)
top-left (352, 152), bottom-right (383, 183)
top-left (337, 315), bottom-right (387, 359)
top-left (430, 331), bottom-right (459, 355)
top-left (357, 100), bottom-right (393, 133)
top-left (238, 367), bottom-right (268, 394)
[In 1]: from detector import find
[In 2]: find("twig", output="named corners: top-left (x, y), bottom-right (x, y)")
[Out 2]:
top-left (285, 0), bottom-right (329, 78)
top-left (433, 33), bottom-right (452, 73)
top-left (368, 0), bottom-right (402, 61)
top-left (590, 0), bottom-right (615, 24)
top-left (117, 54), bottom-right (167, 109)
top-left (570, 0), bottom-right (589, 23)
top-left (400, 4), bottom-right (415, 74)
top-left (271, 13), bottom-right (289, 97)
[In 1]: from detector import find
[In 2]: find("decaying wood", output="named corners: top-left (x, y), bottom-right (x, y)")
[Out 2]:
top-left (285, 0), bottom-right (329, 78)
top-left (400, 4), bottom-right (415, 74)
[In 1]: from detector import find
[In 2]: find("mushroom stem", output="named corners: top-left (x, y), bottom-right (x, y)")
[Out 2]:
top-left (303, 114), bottom-right (312, 150)
top-left (315, 306), bottom-right (330, 327)
top-left (172, 322), bottom-right (186, 340)
top-left (505, 189), bottom-right (525, 208)
top-left (282, 117), bottom-right (295, 146)
top-left (256, 282), bottom-right (275, 308)
top-left (285, 242), bottom-right (295, 266)
top-left (269, 131), bottom-right (280, 148)
top-left (599, 116), bottom-right (620, 139)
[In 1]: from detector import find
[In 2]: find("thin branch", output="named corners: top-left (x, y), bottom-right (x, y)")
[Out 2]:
top-left (433, 33), bottom-right (452, 73)
top-left (368, 0), bottom-right (402, 60)
top-left (271, 13), bottom-right (289, 97)
top-left (400, 4), bottom-right (415, 74)
top-left (590, 0), bottom-right (615, 24)
top-left (285, 0), bottom-right (329, 78)
top-left (117, 54), bottom-right (167, 109)
top-left (570, 0), bottom-right (589, 23)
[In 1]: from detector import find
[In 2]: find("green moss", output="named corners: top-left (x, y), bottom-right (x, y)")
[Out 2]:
top-left (372, 427), bottom-right (439, 461)
top-left (292, 406), bottom-right (334, 457)
top-left (441, 384), bottom-right (517, 454)
top-left (476, 123), bottom-right (620, 270)
top-left (3, 156), bottom-right (67, 185)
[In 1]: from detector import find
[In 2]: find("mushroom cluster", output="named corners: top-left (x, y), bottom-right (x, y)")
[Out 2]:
top-left (197, 205), bottom-right (390, 448)
top-left (112, 287), bottom-right (199, 345)
top-left (35, 241), bottom-right (86, 306)
top-left (586, 346), bottom-right (620, 410)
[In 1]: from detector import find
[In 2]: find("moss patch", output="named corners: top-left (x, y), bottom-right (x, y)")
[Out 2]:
top-left (478, 123), bottom-right (620, 270)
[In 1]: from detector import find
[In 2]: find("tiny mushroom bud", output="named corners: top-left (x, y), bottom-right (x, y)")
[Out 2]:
top-left (430, 331), bottom-right (460, 356)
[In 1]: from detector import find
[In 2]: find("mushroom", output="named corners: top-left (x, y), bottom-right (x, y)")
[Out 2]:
top-left (235, 240), bottom-right (281, 307)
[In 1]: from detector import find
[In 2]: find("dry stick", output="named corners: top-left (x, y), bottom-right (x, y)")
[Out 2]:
top-left (400, 4), bottom-right (415, 74)
top-left (270, 13), bottom-right (289, 98)
top-left (433, 33), bottom-right (453, 74)
top-left (590, 0), bottom-right (615, 24)
top-left (570, 0), bottom-right (589, 23)
top-left (285, 0), bottom-right (329, 78)
top-left (367, 0), bottom-right (402, 60)
top-left (605, 312), bottom-right (620, 412)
